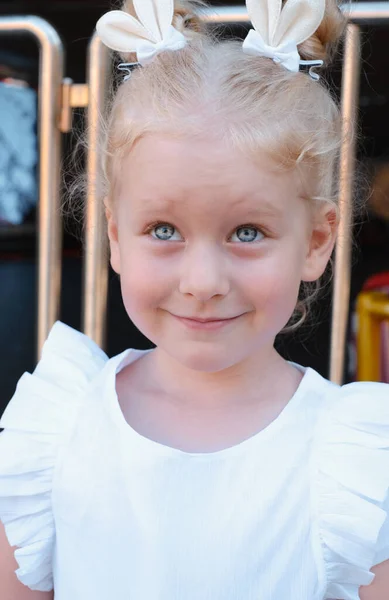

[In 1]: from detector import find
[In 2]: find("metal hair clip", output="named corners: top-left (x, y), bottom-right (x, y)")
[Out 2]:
top-left (299, 59), bottom-right (324, 81)
top-left (117, 62), bottom-right (140, 81)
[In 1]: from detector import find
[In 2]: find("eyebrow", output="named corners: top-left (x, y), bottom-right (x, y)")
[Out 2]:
top-left (134, 196), bottom-right (284, 219)
top-left (226, 195), bottom-right (285, 218)
top-left (232, 203), bottom-right (284, 220)
top-left (136, 197), bottom-right (175, 209)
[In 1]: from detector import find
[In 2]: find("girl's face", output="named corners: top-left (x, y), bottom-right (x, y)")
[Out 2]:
top-left (106, 134), bottom-right (336, 373)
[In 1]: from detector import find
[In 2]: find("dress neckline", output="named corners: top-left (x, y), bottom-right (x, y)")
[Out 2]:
top-left (104, 347), bottom-right (319, 460)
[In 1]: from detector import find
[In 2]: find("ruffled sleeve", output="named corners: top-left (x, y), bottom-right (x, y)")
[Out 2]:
top-left (0, 321), bottom-right (108, 591)
top-left (313, 380), bottom-right (389, 600)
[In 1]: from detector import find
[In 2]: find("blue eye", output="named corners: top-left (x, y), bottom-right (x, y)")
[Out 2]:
top-left (146, 223), bottom-right (264, 243)
top-left (149, 223), bottom-right (182, 241)
top-left (231, 226), bottom-right (264, 243)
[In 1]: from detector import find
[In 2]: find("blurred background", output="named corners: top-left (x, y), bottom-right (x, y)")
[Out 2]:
top-left (0, 0), bottom-right (389, 410)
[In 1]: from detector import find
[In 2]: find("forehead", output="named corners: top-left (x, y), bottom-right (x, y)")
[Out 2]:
top-left (118, 134), bottom-right (301, 215)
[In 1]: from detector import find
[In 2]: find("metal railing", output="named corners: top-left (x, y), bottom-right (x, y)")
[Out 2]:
top-left (82, 35), bottom-right (110, 349)
top-left (0, 16), bottom-right (64, 356)
top-left (2, 3), bottom-right (389, 383)
top-left (331, 23), bottom-right (361, 385)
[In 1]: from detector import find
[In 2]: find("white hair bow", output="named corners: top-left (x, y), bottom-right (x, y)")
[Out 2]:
top-left (243, 0), bottom-right (325, 77)
top-left (96, 0), bottom-right (187, 67)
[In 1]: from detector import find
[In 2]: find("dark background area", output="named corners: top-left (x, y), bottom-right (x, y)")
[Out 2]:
top-left (0, 0), bottom-right (389, 409)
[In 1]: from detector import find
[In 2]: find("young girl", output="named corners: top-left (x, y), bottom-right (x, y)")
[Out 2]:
top-left (1, 0), bottom-right (388, 598)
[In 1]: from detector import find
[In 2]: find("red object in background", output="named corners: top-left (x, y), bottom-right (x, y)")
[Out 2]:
top-left (362, 272), bottom-right (389, 293)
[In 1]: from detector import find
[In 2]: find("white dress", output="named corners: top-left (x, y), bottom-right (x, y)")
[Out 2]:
top-left (0, 321), bottom-right (389, 600)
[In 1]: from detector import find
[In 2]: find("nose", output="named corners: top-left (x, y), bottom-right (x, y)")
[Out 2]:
top-left (179, 243), bottom-right (230, 302)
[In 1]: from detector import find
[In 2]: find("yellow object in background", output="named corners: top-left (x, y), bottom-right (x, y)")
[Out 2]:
top-left (356, 291), bottom-right (389, 382)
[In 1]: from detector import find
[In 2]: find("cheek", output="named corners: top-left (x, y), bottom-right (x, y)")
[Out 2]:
top-left (240, 252), bottom-right (302, 314)
top-left (118, 249), bottom-right (173, 313)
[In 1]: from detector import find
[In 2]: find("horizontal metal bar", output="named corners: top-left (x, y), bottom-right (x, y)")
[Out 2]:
top-left (70, 83), bottom-right (89, 108)
top-left (346, 2), bottom-right (389, 22)
top-left (202, 3), bottom-right (389, 24)
top-left (60, 79), bottom-right (89, 132)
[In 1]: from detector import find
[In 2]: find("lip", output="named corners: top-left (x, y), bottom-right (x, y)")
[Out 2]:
top-left (172, 314), bottom-right (244, 330)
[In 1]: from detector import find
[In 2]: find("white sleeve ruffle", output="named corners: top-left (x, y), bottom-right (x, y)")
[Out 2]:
top-left (0, 321), bottom-right (108, 591)
top-left (313, 380), bottom-right (389, 600)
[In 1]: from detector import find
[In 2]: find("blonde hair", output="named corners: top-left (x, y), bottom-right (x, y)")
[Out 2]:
top-left (97, 0), bottom-right (347, 331)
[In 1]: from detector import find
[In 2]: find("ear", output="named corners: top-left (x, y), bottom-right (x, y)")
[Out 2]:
top-left (104, 199), bottom-right (121, 274)
top-left (301, 204), bottom-right (338, 282)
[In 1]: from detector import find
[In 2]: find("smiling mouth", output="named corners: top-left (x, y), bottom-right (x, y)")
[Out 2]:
top-left (171, 313), bottom-right (245, 330)
top-left (177, 316), bottom-right (242, 323)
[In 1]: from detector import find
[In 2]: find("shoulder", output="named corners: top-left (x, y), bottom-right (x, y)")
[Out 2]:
top-left (311, 377), bottom-right (389, 600)
top-left (0, 321), bottom-right (109, 431)
top-left (0, 321), bottom-right (108, 592)
top-left (33, 320), bottom-right (108, 390)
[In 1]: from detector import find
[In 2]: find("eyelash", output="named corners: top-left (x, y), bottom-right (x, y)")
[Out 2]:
top-left (143, 221), bottom-right (266, 243)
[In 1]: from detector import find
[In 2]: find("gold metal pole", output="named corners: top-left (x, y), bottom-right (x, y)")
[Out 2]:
top-left (0, 16), bottom-right (64, 358)
top-left (329, 24), bottom-right (361, 385)
top-left (356, 292), bottom-right (389, 381)
top-left (82, 33), bottom-right (110, 346)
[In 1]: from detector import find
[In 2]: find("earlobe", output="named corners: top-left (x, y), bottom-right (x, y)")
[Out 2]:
top-left (301, 206), bottom-right (338, 282)
top-left (104, 201), bottom-right (121, 275)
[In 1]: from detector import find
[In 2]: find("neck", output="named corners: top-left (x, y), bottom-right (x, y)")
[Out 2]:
top-left (140, 344), bottom-right (301, 411)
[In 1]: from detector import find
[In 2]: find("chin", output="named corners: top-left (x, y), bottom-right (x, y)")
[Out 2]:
top-left (167, 344), bottom-right (244, 373)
